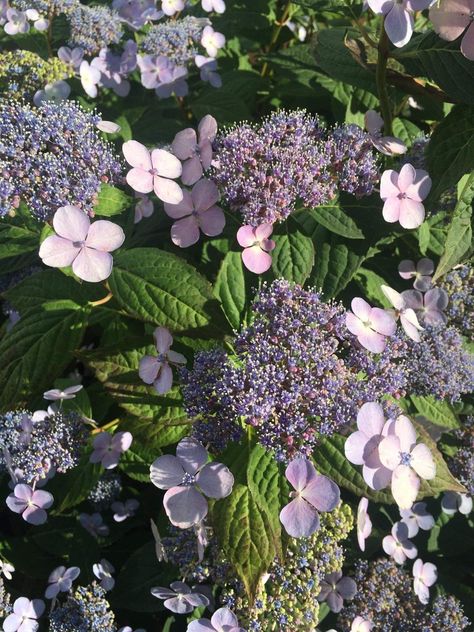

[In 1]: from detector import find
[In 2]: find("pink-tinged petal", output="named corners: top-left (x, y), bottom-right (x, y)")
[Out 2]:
top-left (163, 486), bottom-right (208, 528)
top-left (358, 328), bottom-right (387, 353)
top-left (406, 170), bottom-right (432, 202)
top-left (236, 225), bottom-right (257, 247)
top-left (326, 591), bottom-right (344, 613)
top-left (424, 287), bottom-right (449, 311)
top-left (171, 216), bottom-right (200, 248)
top-left (378, 435), bottom-right (401, 470)
top-left (373, 136), bottom-right (407, 156)
top-left (410, 443), bottom-right (436, 480)
top-left (191, 178), bottom-right (219, 211)
top-left (381, 285), bottom-right (405, 311)
top-left (424, 309), bottom-right (447, 326)
top-left (181, 156), bottom-right (203, 185)
top-left (261, 238), bottom-right (276, 253)
top-left (32, 490), bottom-right (53, 509)
top-left (421, 562), bottom-right (438, 586)
top-left (357, 401), bottom-right (386, 436)
top-left (176, 437), bottom-right (209, 474)
top-left (92, 432), bottom-right (112, 450)
top-left (279, 497), bottom-right (320, 538)
top-left (154, 176), bottom-right (184, 205)
top-left (154, 363), bottom-right (173, 394)
top-left (167, 350), bottom-right (187, 364)
top-left (461, 21), bottom-right (474, 59)
top-left (242, 245), bottom-right (272, 274)
top-left (171, 128), bottom-right (197, 160)
top-left (365, 109), bottom-right (383, 136)
top-left (350, 297), bottom-right (372, 320)
top-left (126, 168), bottom-right (154, 194)
top-left (363, 464), bottom-right (392, 490)
top-left (367, 0), bottom-right (393, 14)
top-left (385, 4), bottom-right (413, 47)
top-left (395, 415), bottom-right (417, 453)
top-left (286, 458), bottom-right (317, 492)
top-left (196, 462), bottom-right (234, 498)
top-left (6, 495), bottom-right (26, 514)
top-left (417, 257), bottom-right (434, 276)
top-left (151, 587), bottom-right (178, 600)
top-left (401, 289), bottom-right (423, 310)
top-left (414, 580), bottom-right (430, 604)
top-left (153, 326), bottom-right (173, 354)
top-left (344, 431), bottom-right (368, 465)
top-left (392, 464), bottom-right (420, 509)
top-left (112, 431), bottom-right (133, 452)
top-left (151, 149), bottom-right (182, 179)
top-left (363, 435), bottom-right (385, 469)
top-left (101, 451), bottom-right (120, 469)
top-left (187, 620), bottom-right (215, 632)
top-left (199, 206), bottom-right (225, 237)
top-left (198, 114), bottom-right (218, 141)
top-left (122, 140), bottom-right (152, 170)
top-left (370, 307), bottom-right (397, 335)
top-left (382, 197), bottom-right (401, 223)
top-left (255, 223), bottom-right (274, 241)
top-left (399, 198), bottom-right (425, 229)
top-left (14, 484), bottom-right (33, 502)
top-left (150, 454), bottom-right (185, 489)
top-left (337, 576), bottom-right (357, 600)
top-left (398, 259), bottom-right (416, 279)
top-left (198, 139), bottom-right (213, 170)
top-left (3, 614), bottom-right (23, 632)
top-left (430, 6), bottom-right (470, 41)
top-left (382, 534), bottom-right (397, 556)
top-left (211, 608), bottom-right (239, 630)
top-left (164, 189), bottom-right (194, 219)
top-left (302, 474), bottom-right (340, 512)
top-left (380, 169), bottom-right (400, 199)
top-left (397, 164), bottom-right (416, 193)
top-left (163, 596), bottom-right (193, 614)
top-left (23, 505), bottom-right (48, 525)
top-left (401, 311), bottom-right (422, 342)
top-left (39, 235), bottom-right (79, 269)
top-left (85, 220), bottom-right (124, 252)
top-left (72, 248), bottom-right (113, 282)
top-left (345, 312), bottom-right (368, 338)
top-left (53, 205), bottom-right (90, 241)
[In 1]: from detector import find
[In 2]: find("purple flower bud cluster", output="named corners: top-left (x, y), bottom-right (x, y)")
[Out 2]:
top-left (0, 99), bottom-right (122, 220)
top-left (338, 558), bottom-right (470, 631)
top-left (211, 110), bottom-right (379, 226)
top-left (447, 416), bottom-right (474, 496)
top-left (68, 5), bottom-right (124, 55)
top-left (0, 409), bottom-right (88, 485)
top-left (141, 17), bottom-right (210, 66)
top-left (87, 472), bottom-right (123, 511)
top-left (0, 577), bottom-right (12, 619)
top-left (11, 0), bottom-right (76, 16)
top-left (442, 264), bottom-right (474, 340)
top-left (49, 582), bottom-right (116, 632)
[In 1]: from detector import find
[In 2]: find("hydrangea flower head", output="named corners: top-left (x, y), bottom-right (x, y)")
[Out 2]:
top-left (150, 437), bottom-right (234, 528)
top-left (39, 205), bottom-right (125, 283)
top-left (201, 26), bottom-right (225, 57)
top-left (43, 385), bottom-right (83, 401)
top-left (346, 297), bottom-right (397, 352)
top-left (381, 285), bottom-right (423, 342)
top-left (367, 0), bottom-right (432, 47)
top-left (357, 497), bottom-right (372, 551)
top-left (398, 258), bottom-right (434, 291)
top-left (279, 458), bottom-right (340, 538)
top-left (139, 327), bottom-right (186, 394)
top-left (236, 224), bottom-right (276, 274)
top-left (122, 140), bottom-right (183, 204)
top-left (6, 484), bottom-right (53, 525)
top-left (380, 163), bottom-right (431, 229)
top-left (45, 566), bottom-right (80, 599)
top-left (4, 8), bottom-right (28, 34)
top-left (171, 115), bottom-right (217, 186)
top-left (187, 607), bottom-right (245, 632)
top-left (90, 431), bottom-right (133, 470)
top-left (364, 110), bottom-right (407, 155)
top-left (317, 571), bottom-right (357, 613)
top-left (401, 288), bottom-right (448, 326)
top-left (413, 559), bottom-right (437, 605)
top-left (151, 581), bottom-right (209, 613)
top-left (164, 178), bottom-right (225, 248)
top-left (430, 0), bottom-right (474, 60)
top-left (382, 520), bottom-right (418, 564)
top-left (3, 597), bottom-right (45, 632)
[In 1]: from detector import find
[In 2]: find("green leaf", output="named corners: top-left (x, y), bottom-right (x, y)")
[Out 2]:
top-left (426, 106), bottom-right (474, 201)
top-left (432, 171), bottom-right (474, 282)
top-left (410, 395), bottom-right (461, 430)
top-left (48, 458), bottom-right (102, 514)
top-left (315, 434), bottom-right (394, 504)
top-left (354, 267), bottom-right (391, 307)
top-left (214, 251), bottom-right (247, 331)
top-left (118, 443), bottom-right (156, 482)
top-left (308, 205), bottom-right (365, 239)
top-left (394, 32), bottom-right (474, 105)
top-left (0, 306), bottom-right (89, 410)
top-left (272, 218), bottom-right (315, 285)
top-left (0, 223), bottom-right (40, 260)
top-left (93, 184), bottom-right (133, 217)
top-left (391, 118), bottom-right (422, 146)
top-left (109, 248), bottom-right (218, 332)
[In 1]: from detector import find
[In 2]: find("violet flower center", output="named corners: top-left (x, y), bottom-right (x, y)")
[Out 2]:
top-left (182, 472), bottom-right (196, 486)
top-left (399, 451), bottom-right (412, 466)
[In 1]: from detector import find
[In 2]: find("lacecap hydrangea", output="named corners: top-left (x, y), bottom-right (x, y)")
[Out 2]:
top-left (68, 4), bottom-right (124, 55)
top-left (48, 582), bottom-right (116, 632)
top-left (0, 50), bottom-right (72, 100)
top-left (442, 264), bottom-right (474, 340)
top-left (447, 416), bottom-right (474, 496)
top-left (141, 16), bottom-right (210, 65)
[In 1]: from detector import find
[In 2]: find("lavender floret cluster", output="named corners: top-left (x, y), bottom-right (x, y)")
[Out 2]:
top-left (11, 0), bottom-right (76, 15)
top-left (68, 5), bottom-right (124, 55)
top-left (141, 17), bottom-right (210, 66)
top-left (211, 110), bottom-right (379, 226)
top-left (48, 582), bottom-right (116, 632)
top-left (87, 472), bottom-right (122, 511)
top-left (442, 264), bottom-right (474, 340)
top-left (447, 416), bottom-right (474, 496)
top-left (0, 99), bottom-right (122, 220)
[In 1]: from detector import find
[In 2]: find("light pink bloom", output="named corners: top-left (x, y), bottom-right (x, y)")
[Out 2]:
top-left (441, 491), bottom-right (473, 515)
top-left (161, 0), bottom-right (185, 16)
top-left (317, 571), bottom-right (357, 613)
top-left (96, 120), bottom-right (121, 134)
top-left (187, 607), bottom-right (245, 632)
top-left (401, 288), bottom-right (448, 326)
top-left (378, 415), bottom-right (436, 508)
top-left (151, 581), bottom-right (209, 614)
top-left (381, 285), bottom-right (423, 342)
top-left (364, 110), bottom-right (407, 156)
top-left (201, 0), bottom-right (226, 13)
top-left (351, 616), bottom-right (374, 632)
top-left (4, 8), bottom-right (29, 35)
top-left (382, 521), bottom-right (418, 564)
top-left (195, 55), bottom-right (222, 88)
top-left (43, 384), bottom-right (83, 401)
top-left (150, 437), bottom-right (234, 529)
top-left (6, 484), bottom-right (53, 526)
top-left (346, 297), bottom-right (396, 353)
top-left (413, 559), bottom-right (437, 604)
top-left (236, 224), bottom-right (276, 274)
top-left (3, 597), bottom-right (45, 632)
top-left (279, 459), bottom-right (340, 538)
top-left (398, 258), bottom-right (434, 291)
top-left (357, 497), bottom-right (372, 551)
top-left (380, 163), bottom-right (432, 229)
top-left (0, 561), bottom-right (15, 580)
top-left (367, 0), bottom-right (432, 47)
top-left (89, 431), bottom-right (133, 469)
top-left (79, 512), bottom-right (109, 538)
top-left (139, 326), bottom-right (186, 394)
top-left (57, 46), bottom-right (84, 69)
top-left (111, 498), bottom-right (139, 522)
top-left (33, 80), bottom-right (70, 106)
top-left (134, 194), bottom-right (154, 223)
top-left (171, 115), bottom-right (217, 186)
top-left (201, 26), bottom-right (226, 57)
top-left (400, 501), bottom-right (435, 537)
top-left (45, 566), bottom-right (80, 599)
top-left (79, 60), bottom-right (101, 98)
top-left (344, 402), bottom-right (394, 490)
top-left (93, 559), bottom-right (115, 591)
top-left (430, 0), bottom-right (474, 60)
top-left (164, 179), bottom-right (225, 247)
top-left (122, 140), bottom-right (183, 204)
top-left (39, 205), bottom-right (125, 283)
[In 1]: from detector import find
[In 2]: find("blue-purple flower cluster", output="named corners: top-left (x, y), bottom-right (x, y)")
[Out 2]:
top-left (141, 17), bottom-right (210, 66)
top-left (49, 582), bottom-right (116, 632)
top-left (87, 472), bottom-right (122, 511)
top-left (68, 4), bottom-right (124, 55)
top-left (211, 110), bottom-right (379, 226)
top-left (442, 264), bottom-right (474, 340)
top-left (0, 99), bottom-right (122, 219)
top-left (448, 416), bottom-right (474, 496)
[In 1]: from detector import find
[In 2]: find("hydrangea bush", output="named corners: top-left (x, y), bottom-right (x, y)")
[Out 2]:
top-left (0, 0), bottom-right (473, 630)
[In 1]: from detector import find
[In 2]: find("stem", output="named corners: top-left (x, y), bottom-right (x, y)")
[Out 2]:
top-left (261, 0), bottom-right (292, 77)
top-left (89, 289), bottom-right (113, 307)
top-left (376, 22), bottom-right (393, 136)
top-left (92, 418), bottom-right (120, 434)
top-left (46, 12), bottom-right (54, 57)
